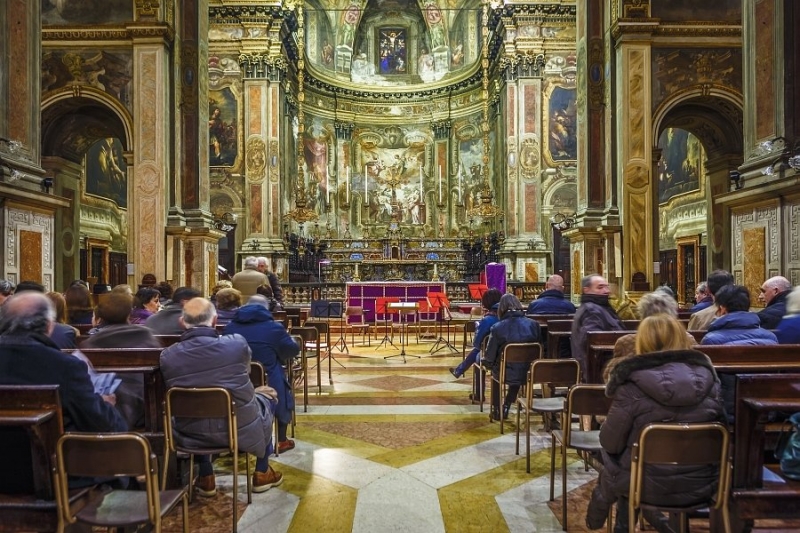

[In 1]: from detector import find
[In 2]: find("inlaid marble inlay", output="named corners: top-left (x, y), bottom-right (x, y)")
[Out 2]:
top-left (742, 227), bottom-right (765, 308)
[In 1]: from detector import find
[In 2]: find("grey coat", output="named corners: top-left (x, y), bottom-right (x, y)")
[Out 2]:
top-left (160, 327), bottom-right (271, 457)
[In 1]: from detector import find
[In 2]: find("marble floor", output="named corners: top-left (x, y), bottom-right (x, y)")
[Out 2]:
top-left (183, 339), bottom-right (602, 533)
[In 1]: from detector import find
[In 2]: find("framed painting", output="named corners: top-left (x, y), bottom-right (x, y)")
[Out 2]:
top-left (377, 27), bottom-right (408, 75)
top-left (209, 87), bottom-right (238, 167)
top-left (543, 85), bottom-right (577, 166)
top-left (657, 127), bottom-right (702, 204)
top-left (85, 137), bottom-right (127, 208)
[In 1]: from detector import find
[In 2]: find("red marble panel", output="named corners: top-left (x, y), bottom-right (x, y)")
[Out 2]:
top-left (8, 0), bottom-right (30, 140)
top-left (251, 184), bottom-right (263, 233)
top-left (755, 0), bottom-right (775, 140)
top-left (270, 87), bottom-right (279, 138)
top-left (249, 86), bottom-right (261, 136)
top-left (20, 230), bottom-right (42, 283)
top-left (524, 183), bottom-right (537, 233)
top-left (507, 86), bottom-right (515, 132)
top-left (524, 85), bottom-right (538, 134)
top-left (272, 185), bottom-right (280, 233)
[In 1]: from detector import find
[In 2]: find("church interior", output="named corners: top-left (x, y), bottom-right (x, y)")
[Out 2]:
top-left (1, 0), bottom-right (800, 531)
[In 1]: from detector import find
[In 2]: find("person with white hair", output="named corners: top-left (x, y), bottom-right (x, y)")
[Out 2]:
top-left (232, 255), bottom-right (269, 299)
top-left (256, 256), bottom-right (284, 306)
top-left (757, 275), bottom-right (792, 329)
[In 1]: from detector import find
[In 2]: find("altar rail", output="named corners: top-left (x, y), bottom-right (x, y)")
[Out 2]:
top-left (282, 281), bottom-right (546, 306)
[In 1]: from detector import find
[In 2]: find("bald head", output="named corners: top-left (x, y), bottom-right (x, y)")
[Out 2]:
top-left (759, 276), bottom-right (792, 305)
top-left (545, 275), bottom-right (565, 292)
top-left (180, 297), bottom-right (217, 328)
top-left (0, 292), bottom-right (56, 336)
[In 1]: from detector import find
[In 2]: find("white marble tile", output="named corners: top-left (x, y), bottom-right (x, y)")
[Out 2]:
top-left (272, 440), bottom-right (395, 489)
top-left (353, 469), bottom-right (445, 533)
top-left (238, 486), bottom-right (299, 533)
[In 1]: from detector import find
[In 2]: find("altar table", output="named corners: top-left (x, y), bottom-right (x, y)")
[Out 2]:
top-left (347, 281), bottom-right (445, 324)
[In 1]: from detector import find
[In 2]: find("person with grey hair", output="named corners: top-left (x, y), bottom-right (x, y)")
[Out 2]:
top-left (775, 286), bottom-right (800, 344)
top-left (160, 297), bottom-right (283, 497)
top-left (690, 281), bottom-right (713, 313)
top-left (606, 290), bottom-right (696, 381)
top-left (256, 256), bottom-right (284, 306)
top-left (757, 275), bottom-right (793, 329)
top-left (571, 274), bottom-right (624, 380)
top-left (232, 255), bottom-right (269, 300)
top-left (0, 279), bottom-right (14, 306)
top-left (0, 292), bottom-right (126, 433)
top-left (481, 294), bottom-right (542, 421)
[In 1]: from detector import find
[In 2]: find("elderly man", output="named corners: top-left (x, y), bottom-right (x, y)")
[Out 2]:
top-left (526, 274), bottom-right (576, 315)
top-left (257, 256), bottom-right (284, 306)
top-left (144, 286), bottom-right (201, 334)
top-left (571, 274), bottom-right (623, 379)
top-left (232, 256), bottom-right (268, 300)
top-left (689, 281), bottom-right (714, 313)
top-left (757, 275), bottom-right (792, 329)
top-left (160, 297), bottom-right (282, 496)
top-left (0, 292), bottom-right (126, 433)
top-left (688, 270), bottom-right (734, 330)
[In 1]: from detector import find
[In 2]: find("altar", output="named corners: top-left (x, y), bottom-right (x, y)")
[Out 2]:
top-left (347, 281), bottom-right (445, 324)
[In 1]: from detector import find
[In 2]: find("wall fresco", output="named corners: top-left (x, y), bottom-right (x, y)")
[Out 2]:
top-left (42, 0), bottom-right (132, 25)
top-left (657, 128), bottom-right (703, 204)
top-left (42, 49), bottom-right (133, 110)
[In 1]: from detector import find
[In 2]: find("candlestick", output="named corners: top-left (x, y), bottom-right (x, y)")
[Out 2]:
top-left (364, 164), bottom-right (368, 201)
top-left (346, 166), bottom-right (350, 198)
top-left (458, 167), bottom-right (462, 202)
top-left (419, 165), bottom-right (423, 194)
top-left (438, 165), bottom-right (442, 202)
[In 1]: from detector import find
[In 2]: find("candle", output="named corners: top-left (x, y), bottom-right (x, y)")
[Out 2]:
top-left (346, 166), bottom-right (350, 198)
top-left (364, 164), bottom-right (368, 199)
top-left (458, 166), bottom-right (462, 200)
top-left (419, 165), bottom-right (423, 193)
top-left (438, 165), bottom-right (442, 202)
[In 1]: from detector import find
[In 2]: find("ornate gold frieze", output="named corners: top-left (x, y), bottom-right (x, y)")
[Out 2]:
top-left (135, 0), bottom-right (160, 19)
top-left (42, 25), bottom-right (174, 42)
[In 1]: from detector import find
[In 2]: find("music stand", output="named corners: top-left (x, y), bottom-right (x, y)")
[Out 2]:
top-left (375, 297), bottom-right (398, 349)
top-left (384, 302), bottom-right (420, 363)
top-left (331, 300), bottom-right (350, 354)
top-left (427, 292), bottom-right (458, 355)
top-left (309, 300), bottom-right (346, 371)
top-left (468, 284), bottom-right (488, 300)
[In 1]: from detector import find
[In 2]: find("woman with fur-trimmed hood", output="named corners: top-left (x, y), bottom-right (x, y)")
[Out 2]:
top-left (586, 314), bottom-right (726, 533)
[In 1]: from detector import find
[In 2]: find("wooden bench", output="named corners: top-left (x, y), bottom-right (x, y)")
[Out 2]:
top-left (723, 373), bottom-right (800, 532)
top-left (584, 330), bottom-right (707, 383)
top-left (545, 319), bottom-right (573, 360)
top-left (0, 385), bottom-right (92, 532)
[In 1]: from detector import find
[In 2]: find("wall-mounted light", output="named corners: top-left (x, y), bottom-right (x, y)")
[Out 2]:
top-left (758, 136), bottom-right (787, 155)
top-left (41, 177), bottom-right (54, 193)
top-left (271, 155), bottom-right (278, 167)
top-left (550, 212), bottom-right (576, 230)
top-left (214, 212), bottom-right (238, 232)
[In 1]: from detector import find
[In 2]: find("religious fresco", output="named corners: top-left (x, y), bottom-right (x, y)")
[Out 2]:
top-left (85, 137), bottom-right (127, 209)
top-left (651, 0), bottom-right (740, 23)
top-left (545, 86), bottom-right (577, 163)
top-left (42, 50), bottom-right (133, 111)
top-left (657, 128), bottom-right (703, 204)
top-left (651, 48), bottom-right (742, 112)
top-left (378, 28), bottom-right (408, 75)
top-left (208, 88), bottom-right (238, 167)
top-left (458, 137), bottom-right (485, 212)
top-left (42, 0), bottom-right (132, 25)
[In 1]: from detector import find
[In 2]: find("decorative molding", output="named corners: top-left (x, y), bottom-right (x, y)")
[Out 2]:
top-left (135, 0), bottom-right (160, 19)
top-left (42, 25), bottom-right (174, 42)
top-left (246, 137), bottom-right (267, 182)
top-left (239, 52), bottom-right (287, 80)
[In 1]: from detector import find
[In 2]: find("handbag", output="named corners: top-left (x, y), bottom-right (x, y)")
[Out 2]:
top-left (777, 412), bottom-right (800, 481)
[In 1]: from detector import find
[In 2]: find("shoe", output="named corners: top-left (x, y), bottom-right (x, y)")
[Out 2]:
top-left (252, 466), bottom-right (283, 493)
top-left (449, 367), bottom-right (462, 379)
top-left (194, 474), bottom-right (216, 497)
top-left (468, 393), bottom-right (486, 402)
top-left (278, 439), bottom-right (295, 454)
top-left (502, 404), bottom-right (510, 420)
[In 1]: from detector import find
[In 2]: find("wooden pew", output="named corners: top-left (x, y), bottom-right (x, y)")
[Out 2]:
top-left (584, 330), bottom-right (707, 383)
top-left (725, 373), bottom-right (800, 531)
top-left (154, 334), bottom-right (182, 347)
top-left (526, 314), bottom-right (574, 360)
top-left (694, 344), bottom-right (800, 373)
top-left (545, 319), bottom-right (573, 360)
top-left (0, 385), bottom-right (92, 532)
top-left (64, 347), bottom-right (165, 437)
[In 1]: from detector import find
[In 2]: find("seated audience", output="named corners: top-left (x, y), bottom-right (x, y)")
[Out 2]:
top-left (81, 292), bottom-right (160, 428)
top-left (130, 287), bottom-right (161, 324)
top-left (0, 292), bottom-right (126, 432)
top-left (210, 280), bottom-right (233, 306)
top-left (155, 281), bottom-right (174, 307)
top-left (586, 314), bottom-right (725, 532)
top-left (688, 269), bottom-right (733, 330)
top-left (111, 284), bottom-right (134, 296)
top-left (689, 281), bottom-right (713, 313)
top-left (449, 288), bottom-right (502, 383)
top-left (757, 275), bottom-right (792, 329)
top-left (607, 290), bottom-right (695, 380)
top-left (526, 274), bottom-right (576, 315)
top-left (0, 279), bottom-right (14, 305)
top-left (482, 294), bottom-right (541, 421)
top-left (65, 282), bottom-right (94, 324)
top-left (232, 256), bottom-right (269, 300)
top-left (160, 298), bottom-right (282, 495)
top-left (257, 256), bottom-right (284, 307)
top-left (572, 275), bottom-right (624, 379)
top-left (775, 285), bottom-right (800, 344)
top-left (701, 284), bottom-right (778, 346)
top-left (215, 288), bottom-right (242, 325)
top-left (224, 294), bottom-right (299, 453)
top-left (15, 281), bottom-right (76, 349)
top-left (145, 286), bottom-right (201, 334)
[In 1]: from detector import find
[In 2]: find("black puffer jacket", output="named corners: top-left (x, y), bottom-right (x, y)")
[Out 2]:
top-left (594, 350), bottom-right (726, 507)
top-left (482, 311), bottom-right (541, 385)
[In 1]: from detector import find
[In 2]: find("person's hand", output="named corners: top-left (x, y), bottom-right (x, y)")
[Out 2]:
top-left (102, 394), bottom-right (117, 406)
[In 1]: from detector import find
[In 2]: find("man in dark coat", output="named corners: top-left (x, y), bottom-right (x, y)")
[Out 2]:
top-left (14, 281), bottom-right (76, 348)
top-left (756, 275), bottom-right (791, 329)
top-left (257, 256), bottom-right (284, 306)
top-left (571, 275), bottom-right (624, 379)
top-left (0, 292), bottom-right (126, 433)
top-left (689, 281), bottom-right (714, 313)
top-left (482, 294), bottom-right (541, 421)
top-left (526, 274), bottom-right (576, 315)
top-left (160, 297), bottom-right (283, 496)
top-left (144, 286), bottom-right (201, 334)
top-left (224, 295), bottom-right (299, 453)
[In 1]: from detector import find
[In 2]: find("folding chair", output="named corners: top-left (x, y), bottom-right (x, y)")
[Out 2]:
top-left (489, 342), bottom-right (542, 434)
top-left (471, 335), bottom-right (491, 410)
top-left (628, 422), bottom-right (731, 533)
top-left (290, 326), bottom-right (321, 410)
top-left (515, 359), bottom-right (581, 473)
top-left (550, 384), bottom-right (613, 531)
top-left (461, 319), bottom-right (477, 358)
top-left (54, 432), bottom-right (188, 533)
top-left (345, 305), bottom-right (370, 346)
top-left (162, 387), bottom-right (251, 533)
top-left (306, 321), bottom-right (333, 385)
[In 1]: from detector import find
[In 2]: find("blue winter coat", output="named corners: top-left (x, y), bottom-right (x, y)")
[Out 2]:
top-left (526, 289), bottom-right (576, 315)
top-left (689, 297), bottom-right (714, 313)
top-left (775, 315), bottom-right (800, 344)
top-left (224, 305), bottom-right (299, 426)
top-left (483, 311), bottom-right (542, 385)
top-left (701, 312), bottom-right (779, 346)
top-left (468, 309), bottom-right (499, 364)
